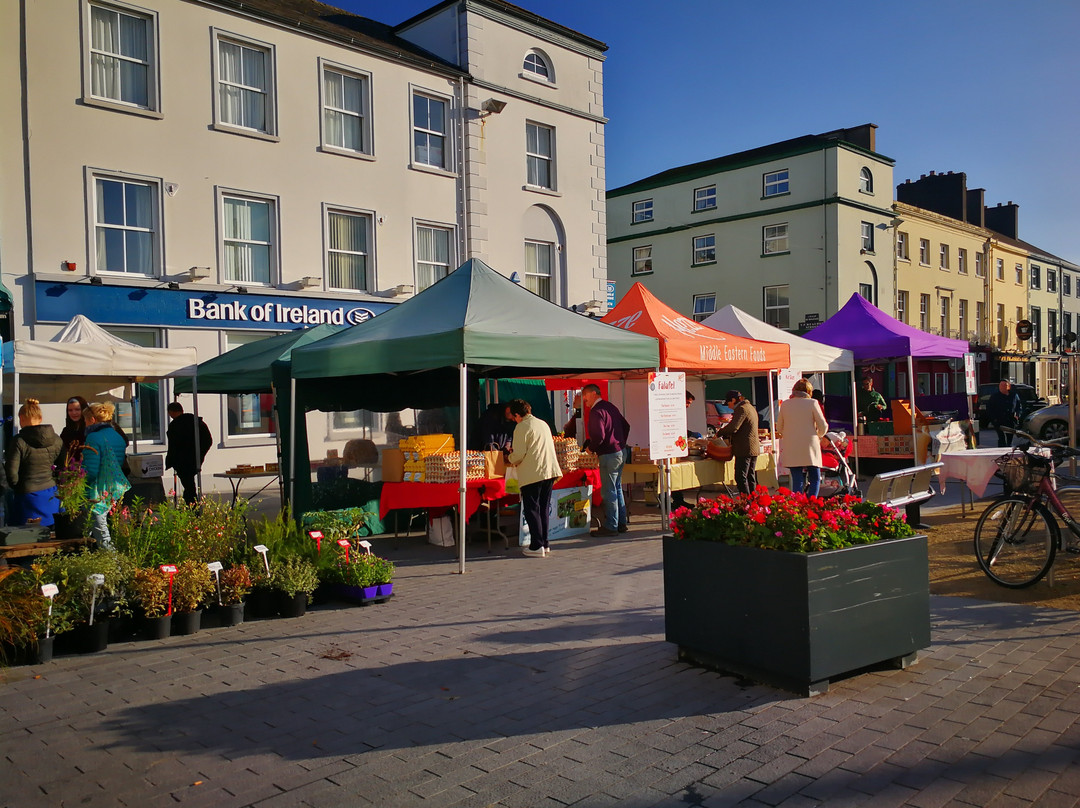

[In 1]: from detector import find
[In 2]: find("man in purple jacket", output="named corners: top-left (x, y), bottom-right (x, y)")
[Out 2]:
top-left (581, 383), bottom-right (630, 536)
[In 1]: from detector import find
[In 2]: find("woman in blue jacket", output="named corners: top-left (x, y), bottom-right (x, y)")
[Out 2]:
top-left (81, 402), bottom-right (131, 548)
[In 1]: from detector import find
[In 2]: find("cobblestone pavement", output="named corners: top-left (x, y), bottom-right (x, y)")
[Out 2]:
top-left (3, 508), bottom-right (1080, 808)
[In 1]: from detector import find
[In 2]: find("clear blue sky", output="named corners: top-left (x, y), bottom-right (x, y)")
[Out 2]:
top-left (338, 0), bottom-right (1080, 261)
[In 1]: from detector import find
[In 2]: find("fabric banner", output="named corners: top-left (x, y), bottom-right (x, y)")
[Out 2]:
top-left (519, 485), bottom-right (592, 546)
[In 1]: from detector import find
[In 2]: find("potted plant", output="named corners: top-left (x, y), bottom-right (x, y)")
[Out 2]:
top-left (322, 551), bottom-right (378, 602)
top-left (127, 567), bottom-right (172, 639)
top-left (38, 549), bottom-right (128, 654)
top-left (665, 488), bottom-right (929, 696)
top-left (370, 556), bottom-right (395, 599)
top-left (53, 457), bottom-right (90, 540)
top-left (170, 560), bottom-right (214, 635)
top-left (216, 565), bottom-right (252, 627)
top-left (268, 557), bottom-right (320, 618)
top-left (0, 567), bottom-right (67, 665)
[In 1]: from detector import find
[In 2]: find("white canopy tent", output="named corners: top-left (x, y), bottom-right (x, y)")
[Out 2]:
top-left (701, 305), bottom-right (861, 474)
top-left (1, 315), bottom-right (201, 492)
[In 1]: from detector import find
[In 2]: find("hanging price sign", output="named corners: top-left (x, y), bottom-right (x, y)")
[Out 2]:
top-left (308, 530), bottom-right (324, 553)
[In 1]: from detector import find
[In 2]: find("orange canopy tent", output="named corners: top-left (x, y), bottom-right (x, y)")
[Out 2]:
top-left (602, 283), bottom-right (790, 374)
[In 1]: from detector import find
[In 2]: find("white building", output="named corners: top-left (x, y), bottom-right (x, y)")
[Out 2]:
top-left (606, 124), bottom-right (895, 330)
top-left (0, 0), bottom-right (608, 486)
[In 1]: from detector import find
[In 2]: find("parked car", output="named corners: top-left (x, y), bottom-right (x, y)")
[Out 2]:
top-left (1020, 403), bottom-right (1076, 442)
top-left (974, 383), bottom-right (1046, 431)
top-left (705, 400), bottom-right (731, 435)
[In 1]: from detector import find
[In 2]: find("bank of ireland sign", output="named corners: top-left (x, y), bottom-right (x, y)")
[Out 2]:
top-left (186, 299), bottom-right (376, 326)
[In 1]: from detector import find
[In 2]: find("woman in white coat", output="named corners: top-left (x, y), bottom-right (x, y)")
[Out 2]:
top-left (777, 379), bottom-right (829, 497)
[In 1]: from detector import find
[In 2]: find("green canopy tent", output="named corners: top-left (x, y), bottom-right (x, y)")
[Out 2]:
top-left (174, 323), bottom-right (344, 394)
top-left (278, 259), bottom-right (660, 571)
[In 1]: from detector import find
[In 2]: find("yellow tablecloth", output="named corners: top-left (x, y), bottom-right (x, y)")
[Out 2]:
top-left (623, 454), bottom-right (776, 492)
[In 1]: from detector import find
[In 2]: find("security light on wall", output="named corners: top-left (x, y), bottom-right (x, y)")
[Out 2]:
top-left (480, 98), bottom-right (507, 115)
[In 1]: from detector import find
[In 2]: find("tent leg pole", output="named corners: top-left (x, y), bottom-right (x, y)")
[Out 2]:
top-left (458, 364), bottom-right (467, 574)
top-left (289, 377), bottom-right (297, 509)
top-left (909, 356), bottom-right (917, 468)
top-left (192, 378), bottom-right (202, 501)
top-left (850, 370), bottom-right (860, 479)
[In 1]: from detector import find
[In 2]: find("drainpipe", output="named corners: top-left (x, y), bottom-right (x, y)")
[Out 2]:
top-left (457, 75), bottom-right (470, 262)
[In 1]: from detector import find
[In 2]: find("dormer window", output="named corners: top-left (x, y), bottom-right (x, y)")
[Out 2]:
top-left (859, 167), bottom-right (874, 193)
top-left (522, 50), bottom-right (554, 84)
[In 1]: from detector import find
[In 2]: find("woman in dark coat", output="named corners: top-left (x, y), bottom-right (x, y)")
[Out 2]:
top-left (5, 398), bottom-right (63, 526)
top-left (59, 395), bottom-right (89, 469)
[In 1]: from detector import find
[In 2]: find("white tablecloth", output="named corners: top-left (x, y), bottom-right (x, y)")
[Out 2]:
top-left (939, 447), bottom-right (1053, 498)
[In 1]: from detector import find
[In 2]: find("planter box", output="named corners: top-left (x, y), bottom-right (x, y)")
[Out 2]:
top-left (663, 535), bottom-right (930, 696)
top-left (328, 583), bottom-right (393, 605)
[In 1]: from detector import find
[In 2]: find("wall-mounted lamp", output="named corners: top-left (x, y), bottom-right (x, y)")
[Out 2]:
top-left (186, 266), bottom-right (211, 282)
top-left (480, 98), bottom-right (507, 116)
top-left (231, 285), bottom-right (248, 294)
top-left (167, 281), bottom-right (181, 290)
top-left (297, 276), bottom-right (321, 289)
top-left (88, 276), bottom-right (103, 286)
top-left (878, 217), bottom-right (905, 231)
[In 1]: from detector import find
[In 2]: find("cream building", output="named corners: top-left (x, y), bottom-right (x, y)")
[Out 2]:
top-left (606, 124), bottom-right (896, 329)
top-left (0, 0), bottom-right (608, 487)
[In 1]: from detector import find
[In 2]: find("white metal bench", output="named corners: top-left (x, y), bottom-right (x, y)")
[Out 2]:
top-left (864, 462), bottom-right (943, 528)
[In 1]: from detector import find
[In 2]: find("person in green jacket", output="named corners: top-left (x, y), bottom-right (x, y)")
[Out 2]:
top-left (5, 398), bottom-right (62, 526)
top-left (856, 376), bottom-right (887, 422)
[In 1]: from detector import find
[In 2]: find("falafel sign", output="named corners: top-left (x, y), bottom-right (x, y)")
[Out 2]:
top-left (647, 372), bottom-right (688, 460)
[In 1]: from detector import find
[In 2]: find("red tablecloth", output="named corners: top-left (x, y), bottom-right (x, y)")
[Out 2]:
top-left (378, 469), bottom-right (600, 519)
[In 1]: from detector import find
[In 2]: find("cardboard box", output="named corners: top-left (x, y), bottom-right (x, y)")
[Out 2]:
top-left (127, 453), bottom-right (164, 479)
top-left (381, 448), bottom-right (405, 482)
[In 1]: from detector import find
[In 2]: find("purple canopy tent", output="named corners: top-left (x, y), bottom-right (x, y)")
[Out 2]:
top-left (805, 293), bottom-right (968, 470)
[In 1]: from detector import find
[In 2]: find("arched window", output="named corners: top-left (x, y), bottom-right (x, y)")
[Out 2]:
top-left (522, 50), bottom-right (553, 82)
top-left (859, 167), bottom-right (874, 194)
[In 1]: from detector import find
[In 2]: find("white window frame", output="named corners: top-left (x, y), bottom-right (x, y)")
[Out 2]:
top-left (897, 290), bottom-right (908, 324)
top-left (897, 232), bottom-right (909, 261)
top-left (224, 331), bottom-right (280, 442)
top-left (694, 185), bottom-right (716, 211)
top-left (218, 188), bottom-right (279, 286)
top-left (763, 169), bottom-right (789, 197)
top-left (919, 239), bottom-right (930, 265)
top-left (1047, 268), bottom-right (1057, 293)
top-left (1030, 265), bottom-right (1041, 290)
top-left (523, 240), bottom-right (555, 301)
top-left (324, 205), bottom-right (374, 293)
top-left (521, 50), bottom-right (555, 84)
top-left (411, 88), bottom-right (452, 172)
top-left (212, 29), bottom-right (277, 139)
top-left (692, 234), bottom-right (716, 265)
top-left (996, 258), bottom-right (1005, 280)
top-left (940, 244), bottom-right (950, 270)
top-left (87, 167), bottom-right (162, 278)
top-left (632, 245), bottom-right (653, 275)
top-left (939, 297), bottom-right (950, 335)
top-left (319, 60), bottom-right (373, 158)
top-left (762, 223), bottom-right (789, 255)
top-left (958, 248), bottom-right (968, 274)
top-left (83, 0), bottom-right (160, 116)
top-left (108, 327), bottom-right (165, 442)
top-left (763, 285), bottom-right (790, 329)
top-left (958, 299), bottom-right (968, 338)
top-left (1016, 263), bottom-right (1024, 285)
top-left (860, 222), bottom-right (874, 252)
top-left (859, 167), bottom-right (874, 194)
top-left (525, 121), bottom-right (555, 190)
top-left (975, 252), bottom-right (985, 277)
top-left (692, 294), bottom-right (716, 322)
top-left (632, 199), bottom-right (653, 223)
top-left (919, 294), bottom-right (930, 331)
top-left (414, 221), bottom-right (456, 292)
top-left (1064, 273), bottom-right (1072, 297)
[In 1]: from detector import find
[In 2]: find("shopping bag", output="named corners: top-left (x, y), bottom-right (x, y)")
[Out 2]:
top-left (483, 450), bottom-right (507, 479)
top-left (426, 514), bottom-right (454, 547)
top-left (504, 465), bottom-right (521, 495)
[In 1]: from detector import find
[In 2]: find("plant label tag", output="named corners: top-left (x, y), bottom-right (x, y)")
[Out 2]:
top-left (253, 545), bottom-right (269, 553)
top-left (358, 540), bottom-right (372, 554)
top-left (337, 538), bottom-right (351, 547)
top-left (41, 584), bottom-right (59, 598)
top-left (160, 564), bottom-right (178, 575)
top-left (206, 561), bottom-right (223, 572)
top-left (88, 574), bottom-right (105, 585)
top-left (308, 530), bottom-right (323, 540)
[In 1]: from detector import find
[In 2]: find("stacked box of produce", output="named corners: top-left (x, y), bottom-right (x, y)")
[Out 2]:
top-left (553, 436), bottom-right (580, 473)
top-left (630, 446), bottom-right (653, 464)
top-left (577, 451), bottom-right (600, 469)
top-left (398, 434), bottom-right (455, 462)
top-left (423, 451), bottom-right (485, 484)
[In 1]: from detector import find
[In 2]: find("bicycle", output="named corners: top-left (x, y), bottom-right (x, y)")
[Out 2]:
top-left (973, 429), bottom-right (1080, 588)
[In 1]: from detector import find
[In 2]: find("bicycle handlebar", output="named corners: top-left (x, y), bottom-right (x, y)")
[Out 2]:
top-left (1003, 427), bottom-right (1080, 459)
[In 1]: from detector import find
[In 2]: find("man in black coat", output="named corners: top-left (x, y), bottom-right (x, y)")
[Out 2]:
top-left (165, 402), bottom-right (213, 504)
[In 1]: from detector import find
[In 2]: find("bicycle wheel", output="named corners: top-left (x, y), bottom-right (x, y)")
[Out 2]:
top-left (973, 497), bottom-right (1057, 588)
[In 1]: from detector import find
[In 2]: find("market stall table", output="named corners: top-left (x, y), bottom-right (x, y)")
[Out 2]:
top-left (214, 470), bottom-right (281, 504)
top-left (0, 537), bottom-right (92, 559)
top-left (938, 446), bottom-right (1049, 515)
top-left (623, 454), bottom-right (776, 501)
